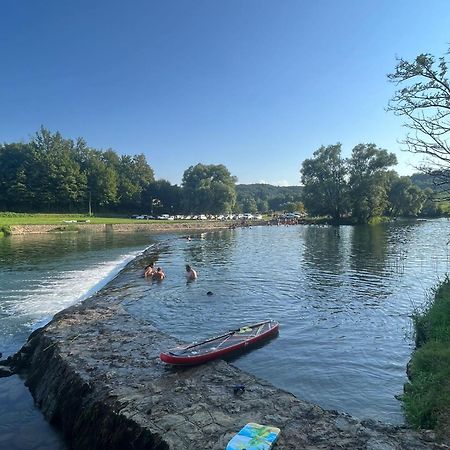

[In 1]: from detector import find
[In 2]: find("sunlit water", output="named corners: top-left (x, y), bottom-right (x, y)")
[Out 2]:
top-left (124, 220), bottom-right (450, 424)
top-left (0, 231), bottom-right (160, 450)
top-left (0, 220), bottom-right (449, 449)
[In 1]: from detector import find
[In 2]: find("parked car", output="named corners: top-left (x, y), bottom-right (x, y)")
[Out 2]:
top-left (157, 214), bottom-right (170, 220)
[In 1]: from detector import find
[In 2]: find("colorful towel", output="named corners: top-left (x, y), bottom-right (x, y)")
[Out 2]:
top-left (226, 422), bottom-right (281, 450)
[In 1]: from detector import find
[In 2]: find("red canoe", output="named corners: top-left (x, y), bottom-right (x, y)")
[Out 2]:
top-left (160, 319), bottom-right (279, 365)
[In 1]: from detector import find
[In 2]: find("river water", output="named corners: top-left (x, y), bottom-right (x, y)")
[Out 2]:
top-left (0, 220), bottom-right (449, 448)
top-left (0, 231), bottom-right (158, 450)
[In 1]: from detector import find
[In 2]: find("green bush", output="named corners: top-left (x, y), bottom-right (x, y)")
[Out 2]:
top-left (0, 225), bottom-right (12, 236)
top-left (404, 278), bottom-right (450, 439)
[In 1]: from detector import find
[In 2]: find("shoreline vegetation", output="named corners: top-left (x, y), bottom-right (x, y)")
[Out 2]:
top-left (0, 212), bottom-right (447, 238)
top-left (404, 278), bottom-right (450, 443)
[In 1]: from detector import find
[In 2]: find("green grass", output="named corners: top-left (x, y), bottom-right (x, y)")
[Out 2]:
top-left (0, 212), bottom-right (230, 233)
top-left (0, 212), bottom-right (167, 226)
top-left (403, 277), bottom-right (450, 441)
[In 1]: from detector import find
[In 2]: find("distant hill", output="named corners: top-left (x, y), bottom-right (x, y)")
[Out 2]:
top-left (235, 183), bottom-right (303, 212)
top-left (410, 173), bottom-right (442, 192)
top-left (236, 183), bottom-right (302, 198)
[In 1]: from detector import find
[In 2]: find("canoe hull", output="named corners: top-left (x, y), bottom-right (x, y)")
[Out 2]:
top-left (160, 320), bottom-right (279, 365)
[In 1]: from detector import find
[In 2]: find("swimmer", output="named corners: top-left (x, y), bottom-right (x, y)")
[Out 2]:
top-left (144, 262), bottom-right (155, 277)
top-left (185, 264), bottom-right (197, 280)
top-left (152, 267), bottom-right (165, 281)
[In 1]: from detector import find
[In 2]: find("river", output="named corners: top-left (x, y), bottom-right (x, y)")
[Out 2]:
top-left (0, 220), bottom-right (449, 449)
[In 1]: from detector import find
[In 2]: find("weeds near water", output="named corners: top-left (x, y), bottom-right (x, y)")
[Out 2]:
top-left (403, 275), bottom-right (450, 440)
top-left (0, 225), bottom-right (12, 236)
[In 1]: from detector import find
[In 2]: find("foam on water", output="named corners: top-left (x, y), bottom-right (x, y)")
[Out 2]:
top-left (4, 251), bottom-right (140, 325)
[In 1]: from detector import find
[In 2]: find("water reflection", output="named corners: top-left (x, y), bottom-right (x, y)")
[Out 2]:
top-left (124, 220), bottom-right (450, 423)
top-left (2, 220), bottom-right (450, 444)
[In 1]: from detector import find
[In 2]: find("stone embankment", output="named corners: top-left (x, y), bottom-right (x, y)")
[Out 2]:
top-left (1, 253), bottom-right (442, 450)
top-left (9, 221), bottom-right (240, 235)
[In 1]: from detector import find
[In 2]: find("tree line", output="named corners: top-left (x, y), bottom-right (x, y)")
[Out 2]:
top-left (0, 128), bottom-right (445, 221)
top-left (300, 143), bottom-right (443, 224)
top-left (0, 128), bottom-right (238, 215)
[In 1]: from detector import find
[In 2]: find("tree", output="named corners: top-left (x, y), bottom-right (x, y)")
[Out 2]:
top-left (388, 49), bottom-right (450, 196)
top-left (387, 174), bottom-right (426, 217)
top-left (300, 144), bottom-right (347, 220)
top-left (240, 197), bottom-right (258, 214)
top-left (420, 188), bottom-right (445, 217)
top-left (182, 163), bottom-right (237, 214)
top-left (0, 142), bottom-right (36, 210)
top-left (145, 179), bottom-right (182, 215)
top-left (31, 128), bottom-right (86, 211)
top-left (347, 144), bottom-right (397, 223)
top-left (117, 154), bottom-right (154, 212)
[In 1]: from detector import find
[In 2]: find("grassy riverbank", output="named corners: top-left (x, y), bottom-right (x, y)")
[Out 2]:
top-left (0, 212), bottom-right (242, 236)
top-left (403, 277), bottom-right (450, 442)
top-left (0, 212), bottom-right (152, 226)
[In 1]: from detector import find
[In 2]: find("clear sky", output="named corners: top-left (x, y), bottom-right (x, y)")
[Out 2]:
top-left (1, 1), bottom-right (449, 186)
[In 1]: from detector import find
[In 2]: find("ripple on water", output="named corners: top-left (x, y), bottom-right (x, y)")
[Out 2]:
top-left (123, 221), bottom-right (450, 423)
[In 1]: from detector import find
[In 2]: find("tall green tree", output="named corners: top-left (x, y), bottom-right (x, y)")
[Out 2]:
top-left (420, 188), bottom-right (445, 217)
top-left (31, 128), bottom-right (86, 211)
top-left (300, 144), bottom-right (347, 221)
top-left (347, 144), bottom-right (397, 223)
top-left (182, 163), bottom-right (237, 214)
top-left (388, 49), bottom-right (450, 196)
top-left (387, 174), bottom-right (426, 217)
top-left (0, 142), bottom-right (35, 210)
top-left (117, 154), bottom-right (154, 212)
top-left (145, 179), bottom-right (182, 215)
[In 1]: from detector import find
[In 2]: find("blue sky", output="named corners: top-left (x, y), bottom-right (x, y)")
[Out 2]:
top-left (1, 1), bottom-right (449, 186)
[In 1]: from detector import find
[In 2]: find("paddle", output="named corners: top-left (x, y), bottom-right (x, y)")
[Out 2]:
top-left (170, 319), bottom-right (273, 354)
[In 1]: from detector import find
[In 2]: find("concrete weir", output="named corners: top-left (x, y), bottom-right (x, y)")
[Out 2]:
top-left (5, 254), bottom-right (439, 449)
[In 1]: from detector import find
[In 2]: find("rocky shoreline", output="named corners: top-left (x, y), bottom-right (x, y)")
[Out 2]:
top-left (0, 250), bottom-right (442, 449)
top-left (8, 220), bottom-right (255, 235)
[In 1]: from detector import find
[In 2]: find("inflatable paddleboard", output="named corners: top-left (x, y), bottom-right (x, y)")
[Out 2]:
top-left (160, 320), bottom-right (279, 366)
top-left (226, 422), bottom-right (281, 450)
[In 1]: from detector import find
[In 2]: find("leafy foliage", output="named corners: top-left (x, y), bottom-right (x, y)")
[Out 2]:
top-left (388, 49), bottom-right (450, 198)
top-left (387, 174), bottom-right (425, 217)
top-left (404, 278), bottom-right (450, 440)
top-left (301, 144), bottom-right (347, 220)
top-left (347, 144), bottom-right (397, 223)
top-left (0, 128), bottom-right (156, 214)
top-left (235, 184), bottom-right (303, 213)
top-left (181, 163), bottom-right (237, 214)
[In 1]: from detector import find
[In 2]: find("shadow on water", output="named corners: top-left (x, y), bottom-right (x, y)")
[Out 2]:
top-left (0, 376), bottom-right (66, 450)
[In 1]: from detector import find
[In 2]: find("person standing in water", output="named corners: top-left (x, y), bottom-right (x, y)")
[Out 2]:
top-left (185, 264), bottom-right (197, 280)
top-left (153, 267), bottom-right (165, 281)
top-left (144, 262), bottom-right (155, 277)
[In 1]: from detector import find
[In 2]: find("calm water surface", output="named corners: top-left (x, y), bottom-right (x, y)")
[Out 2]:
top-left (0, 220), bottom-right (449, 448)
top-left (124, 220), bottom-right (450, 423)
